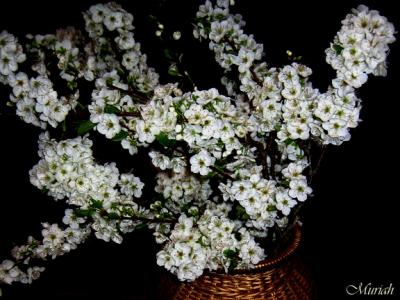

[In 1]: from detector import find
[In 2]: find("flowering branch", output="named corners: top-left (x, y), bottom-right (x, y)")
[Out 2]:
top-left (0, 0), bottom-right (395, 289)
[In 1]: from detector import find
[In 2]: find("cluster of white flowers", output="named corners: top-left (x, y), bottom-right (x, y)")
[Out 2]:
top-left (11, 73), bottom-right (78, 128)
top-left (56, 0), bottom-right (396, 278)
top-left (83, 2), bottom-right (159, 92)
top-left (1, 2), bottom-right (161, 130)
top-left (156, 203), bottom-right (264, 281)
top-left (0, 0), bottom-right (396, 289)
top-left (0, 259), bottom-right (44, 286)
top-left (29, 132), bottom-right (146, 243)
top-left (194, 1), bottom-right (395, 146)
top-left (149, 151), bottom-right (187, 173)
top-left (25, 27), bottom-right (85, 83)
top-left (220, 160), bottom-right (310, 231)
top-left (89, 80), bottom-right (252, 162)
top-left (0, 31), bottom-right (78, 128)
top-left (89, 82), bottom-right (180, 156)
top-left (327, 5), bottom-right (396, 83)
top-left (154, 171), bottom-right (212, 215)
top-left (0, 31), bottom-right (26, 79)
top-left (0, 209), bottom-right (90, 286)
top-left (169, 88), bottom-right (251, 160)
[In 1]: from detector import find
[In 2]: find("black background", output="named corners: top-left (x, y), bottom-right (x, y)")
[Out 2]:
top-left (0, 1), bottom-right (399, 299)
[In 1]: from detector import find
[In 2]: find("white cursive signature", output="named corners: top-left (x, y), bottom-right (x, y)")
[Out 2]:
top-left (346, 282), bottom-right (395, 296)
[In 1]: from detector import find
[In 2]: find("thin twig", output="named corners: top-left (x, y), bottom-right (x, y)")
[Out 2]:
top-left (266, 131), bottom-right (277, 179)
top-left (255, 141), bottom-right (270, 179)
top-left (210, 166), bottom-right (234, 180)
top-left (117, 111), bottom-right (141, 117)
top-left (249, 67), bottom-right (263, 86)
top-left (310, 145), bottom-right (327, 183)
top-left (111, 84), bottom-right (149, 104)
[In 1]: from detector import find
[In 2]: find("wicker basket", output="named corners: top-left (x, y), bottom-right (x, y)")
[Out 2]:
top-left (157, 225), bottom-right (315, 300)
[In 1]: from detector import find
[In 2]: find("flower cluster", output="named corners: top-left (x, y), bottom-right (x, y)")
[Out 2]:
top-left (0, 211), bottom-right (90, 286)
top-left (194, 1), bottom-right (395, 146)
top-left (83, 2), bottom-right (159, 92)
top-left (156, 204), bottom-right (264, 281)
top-left (220, 161), bottom-right (310, 231)
top-left (29, 132), bottom-right (146, 243)
top-left (327, 5), bottom-right (396, 82)
top-left (0, 31), bottom-right (25, 78)
top-left (1, 30), bottom-right (81, 129)
top-left (0, 0), bottom-right (396, 291)
top-left (154, 171), bottom-right (211, 214)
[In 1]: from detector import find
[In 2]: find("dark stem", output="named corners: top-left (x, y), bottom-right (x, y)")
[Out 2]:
top-left (310, 145), bottom-right (327, 183)
top-left (117, 111), bottom-right (141, 117)
top-left (249, 67), bottom-right (263, 86)
top-left (210, 165), bottom-right (234, 180)
top-left (128, 88), bottom-right (150, 103)
top-left (266, 131), bottom-right (277, 179)
top-left (110, 84), bottom-right (149, 104)
top-left (255, 141), bottom-right (270, 179)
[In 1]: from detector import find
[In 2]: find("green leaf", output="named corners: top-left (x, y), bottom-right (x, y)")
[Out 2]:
top-left (156, 132), bottom-right (169, 146)
top-left (106, 212), bottom-right (120, 220)
top-left (41, 187), bottom-right (49, 194)
top-left (197, 236), bottom-right (208, 247)
top-left (74, 209), bottom-right (95, 217)
top-left (127, 75), bottom-right (135, 86)
top-left (228, 258), bottom-right (238, 272)
top-left (77, 120), bottom-right (96, 135)
top-left (173, 101), bottom-right (186, 124)
top-left (106, 77), bottom-right (115, 86)
top-left (204, 102), bottom-right (216, 113)
top-left (223, 248), bottom-right (238, 259)
top-left (212, 164), bottom-right (225, 174)
top-left (104, 104), bottom-right (120, 114)
top-left (204, 171), bottom-right (217, 179)
top-left (188, 208), bottom-right (199, 217)
top-left (56, 47), bottom-right (67, 55)
top-left (181, 203), bottom-right (190, 214)
top-left (168, 64), bottom-right (181, 77)
top-left (284, 138), bottom-right (297, 147)
top-left (135, 223), bottom-right (148, 231)
top-left (67, 80), bottom-right (77, 90)
top-left (231, 203), bottom-right (250, 221)
top-left (156, 132), bottom-right (176, 148)
top-left (99, 44), bottom-right (111, 59)
top-left (116, 68), bottom-right (125, 77)
top-left (274, 124), bottom-right (282, 131)
top-left (111, 130), bottom-right (129, 142)
top-left (280, 179), bottom-right (290, 188)
top-left (90, 199), bottom-right (104, 209)
top-left (31, 40), bottom-right (40, 48)
top-left (333, 44), bottom-right (344, 56)
top-left (62, 120), bottom-right (67, 132)
top-left (256, 132), bottom-right (264, 138)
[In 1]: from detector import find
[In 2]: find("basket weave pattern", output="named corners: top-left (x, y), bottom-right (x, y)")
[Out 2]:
top-left (159, 226), bottom-right (314, 300)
